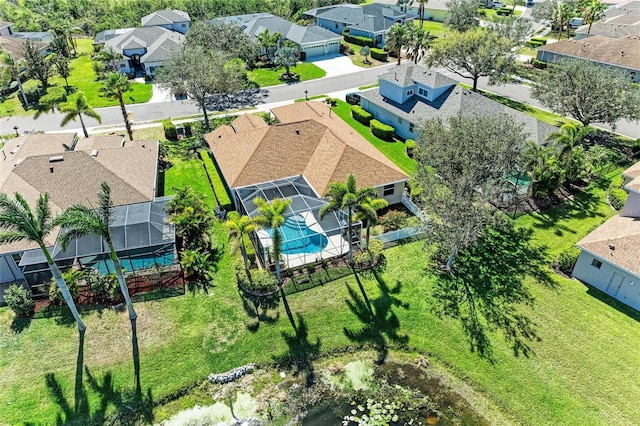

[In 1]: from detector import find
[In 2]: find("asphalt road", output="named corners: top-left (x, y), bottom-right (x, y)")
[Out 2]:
top-left (3, 61), bottom-right (639, 139)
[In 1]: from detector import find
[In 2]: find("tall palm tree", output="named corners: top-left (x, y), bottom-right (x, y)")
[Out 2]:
top-left (407, 26), bottom-right (435, 64)
top-left (1, 51), bottom-right (28, 107)
top-left (101, 72), bottom-right (133, 140)
top-left (55, 182), bottom-right (136, 321)
top-left (355, 197), bottom-right (388, 251)
top-left (61, 91), bottom-right (102, 138)
top-left (253, 197), bottom-right (291, 283)
top-left (225, 211), bottom-right (257, 273)
top-left (320, 174), bottom-right (378, 264)
top-left (582, 0), bottom-right (607, 37)
top-left (386, 24), bottom-right (407, 66)
top-left (257, 29), bottom-right (282, 57)
top-left (418, 0), bottom-right (430, 26)
top-left (545, 123), bottom-right (593, 168)
top-left (0, 193), bottom-right (86, 333)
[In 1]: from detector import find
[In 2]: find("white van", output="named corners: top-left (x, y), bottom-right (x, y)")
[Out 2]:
top-left (569, 17), bottom-right (584, 28)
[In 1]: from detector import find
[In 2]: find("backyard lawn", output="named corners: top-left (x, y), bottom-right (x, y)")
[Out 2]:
top-left (247, 62), bottom-right (326, 87)
top-left (415, 19), bottom-right (447, 38)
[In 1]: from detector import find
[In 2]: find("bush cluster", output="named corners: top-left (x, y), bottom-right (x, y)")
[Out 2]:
top-left (380, 210), bottom-right (408, 232)
top-left (343, 33), bottom-right (375, 47)
top-left (496, 7), bottom-right (513, 15)
top-left (530, 37), bottom-right (547, 45)
top-left (351, 105), bottom-right (373, 125)
top-left (163, 119), bottom-right (178, 140)
top-left (608, 175), bottom-right (628, 210)
top-left (526, 39), bottom-right (545, 48)
top-left (405, 139), bottom-right (416, 157)
top-left (370, 119), bottom-right (395, 141)
top-left (532, 59), bottom-right (547, 69)
top-left (3, 283), bottom-right (35, 317)
top-left (553, 246), bottom-right (581, 274)
top-left (370, 48), bottom-right (388, 61)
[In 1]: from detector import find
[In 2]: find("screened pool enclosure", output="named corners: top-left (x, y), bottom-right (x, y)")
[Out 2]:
top-left (235, 176), bottom-right (361, 269)
top-left (17, 198), bottom-right (176, 285)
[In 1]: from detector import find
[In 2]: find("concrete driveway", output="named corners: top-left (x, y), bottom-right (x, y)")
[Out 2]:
top-left (309, 53), bottom-right (365, 78)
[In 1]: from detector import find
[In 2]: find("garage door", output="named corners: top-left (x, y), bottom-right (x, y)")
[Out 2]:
top-left (325, 41), bottom-right (340, 54)
top-left (303, 45), bottom-right (327, 58)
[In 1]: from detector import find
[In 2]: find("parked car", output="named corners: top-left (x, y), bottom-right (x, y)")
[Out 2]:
top-left (490, 1), bottom-right (505, 8)
top-left (526, 0), bottom-right (534, 6)
top-left (346, 92), bottom-right (361, 105)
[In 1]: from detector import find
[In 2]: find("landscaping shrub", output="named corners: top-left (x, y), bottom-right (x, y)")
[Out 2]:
top-left (340, 44), bottom-right (349, 54)
top-left (370, 119), bottom-right (395, 141)
top-left (184, 122), bottom-right (193, 137)
top-left (370, 48), bottom-right (388, 62)
top-left (92, 61), bottom-right (106, 79)
top-left (380, 210), bottom-right (408, 232)
top-left (39, 87), bottom-right (67, 107)
top-left (351, 105), bottom-right (372, 125)
top-left (530, 37), bottom-right (547, 45)
top-left (49, 269), bottom-right (82, 304)
top-left (526, 40), bottom-right (545, 48)
top-left (496, 7), bottom-right (513, 15)
top-left (532, 59), bottom-right (547, 69)
top-left (405, 139), bottom-right (416, 157)
top-left (299, 51), bottom-right (307, 61)
top-left (245, 270), bottom-right (278, 294)
top-left (343, 33), bottom-right (375, 47)
top-left (23, 86), bottom-right (41, 105)
top-left (3, 283), bottom-right (35, 317)
top-left (326, 97), bottom-right (338, 107)
top-left (163, 119), bottom-right (178, 140)
top-left (608, 187), bottom-right (627, 210)
top-left (85, 270), bottom-right (119, 303)
top-left (477, 8), bottom-right (487, 16)
top-left (554, 246), bottom-right (581, 274)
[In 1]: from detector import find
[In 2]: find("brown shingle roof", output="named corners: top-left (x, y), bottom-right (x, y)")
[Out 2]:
top-left (205, 101), bottom-right (408, 196)
top-left (74, 135), bottom-right (124, 151)
top-left (538, 35), bottom-right (640, 70)
top-left (623, 161), bottom-right (640, 180)
top-left (0, 36), bottom-right (48, 60)
top-left (577, 214), bottom-right (640, 277)
top-left (230, 114), bottom-right (268, 133)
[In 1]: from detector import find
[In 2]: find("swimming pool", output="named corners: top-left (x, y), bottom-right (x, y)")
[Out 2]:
top-left (269, 214), bottom-right (328, 255)
top-left (81, 248), bottom-right (175, 275)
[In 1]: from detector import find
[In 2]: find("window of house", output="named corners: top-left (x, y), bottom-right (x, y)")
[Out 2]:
top-left (383, 184), bottom-right (395, 196)
top-left (419, 88), bottom-right (428, 97)
top-left (120, 64), bottom-right (125, 68)
top-left (398, 117), bottom-right (403, 124)
top-left (181, 23), bottom-right (186, 27)
top-left (407, 90), bottom-right (413, 96)
top-left (409, 122), bottom-right (414, 132)
top-left (335, 22), bottom-right (339, 28)
top-left (591, 259), bottom-right (602, 269)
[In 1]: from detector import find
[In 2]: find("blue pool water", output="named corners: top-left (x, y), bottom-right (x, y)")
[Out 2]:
top-left (270, 215), bottom-right (328, 255)
top-left (84, 251), bottom-right (175, 275)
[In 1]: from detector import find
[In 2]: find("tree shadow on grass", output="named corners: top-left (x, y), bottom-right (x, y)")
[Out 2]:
top-left (10, 315), bottom-right (31, 333)
top-left (529, 189), bottom-right (605, 237)
top-left (240, 292), bottom-right (280, 333)
top-left (343, 272), bottom-right (409, 365)
top-left (273, 313), bottom-right (321, 387)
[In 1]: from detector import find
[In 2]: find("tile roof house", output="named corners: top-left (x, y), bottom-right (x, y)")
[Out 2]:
top-left (358, 64), bottom-right (557, 142)
top-left (304, 3), bottom-right (413, 46)
top-left (205, 101), bottom-right (409, 268)
top-left (213, 13), bottom-right (341, 58)
top-left (0, 134), bottom-right (175, 302)
top-left (536, 35), bottom-right (640, 83)
top-left (573, 161), bottom-right (640, 311)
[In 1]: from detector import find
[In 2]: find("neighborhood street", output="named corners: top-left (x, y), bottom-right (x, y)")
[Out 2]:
top-left (3, 60), bottom-right (639, 139)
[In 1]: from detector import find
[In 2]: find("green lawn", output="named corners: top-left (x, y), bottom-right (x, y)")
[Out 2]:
top-left (333, 100), bottom-right (416, 174)
top-left (414, 19), bottom-right (447, 38)
top-left (247, 63), bottom-right (326, 87)
top-left (164, 155), bottom-right (217, 208)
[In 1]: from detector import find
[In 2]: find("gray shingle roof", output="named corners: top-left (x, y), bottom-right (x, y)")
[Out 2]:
top-left (94, 28), bottom-right (134, 44)
top-left (360, 76), bottom-right (556, 145)
top-left (104, 26), bottom-right (185, 63)
top-left (575, 14), bottom-right (640, 37)
top-left (605, 0), bottom-right (640, 18)
top-left (141, 9), bottom-right (190, 27)
top-left (379, 63), bottom-right (458, 87)
top-left (304, 3), bottom-right (410, 30)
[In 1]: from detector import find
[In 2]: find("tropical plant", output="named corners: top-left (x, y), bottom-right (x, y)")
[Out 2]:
top-left (55, 182), bottom-right (137, 321)
top-left (3, 283), bottom-right (35, 317)
top-left (417, 0), bottom-right (430, 25)
top-left (226, 211), bottom-right (257, 273)
top-left (385, 24), bottom-right (407, 66)
top-left (51, 53), bottom-right (72, 91)
top-left (355, 195), bottom-right (388, 250)
top-left (0, 51), bottom-right (28, 107)
top-left (581, 0), bottom-right (607, 36)
top-left (545, 123), bottom-right (595, 182)
top-left (180, 247), bottom-right (215, 282)
top-left (521, 141), bottom-right (562, 197)
top-left (274, 46), bottom-right (297, 78)
top-left (60, 91), bottom-right (102, 138)
top-left (92, 46), bottom-right (124, 71)
top-left (165, 187), bottom-right (214, 250)
top-left (101, 71), bottom-right (134, 140)
top-left (253, 197), bottom-right (292, 282)
top-left (360, 46), bottom-right (371, 64)
top-left (406, 26), bottom-right (436, 64)
top-left (257, 28), bottom-right (282, 57)
top-left (49, 268), bottom-right (84, 304)
top-left (0, 193), bottom-right (86, 333)
top-left (320, 174), bottom-right (379, 264)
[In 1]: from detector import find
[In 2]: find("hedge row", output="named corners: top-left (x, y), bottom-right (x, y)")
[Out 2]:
top-left (496, 7), bottom-right (513, 15)
top-left (370, 48), bottom-right (388, 61)
top-left (530, 37), bottom-right (547, 45)
top-left (351, 105), bottom-right (373, 125)
top-left (370, 119), bottom-right (394, 141)
top-left (163, 119), bottom-right (177, 140)
top-left (532, 59), bottom-right (547, 69)
top-left (201, 151), bottom-right (232, 209)
top-left (343, 33), bottom-right (375, 47)
top-left (526, 39), bottom-right (545, 48)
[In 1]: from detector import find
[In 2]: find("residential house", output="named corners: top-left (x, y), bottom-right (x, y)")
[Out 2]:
top-left (205, 101), bottom-right (409, 268)
top-left (374, 0), bottom-right (450, 23)
top-left (141, 9), bottom-right (191, 34)
top-left (603, 0), bottom-right (640, 18)
top-left (573, 161), bottom-right (640, 311)
top-left (103, 26), bottom-right (185, 76)
top-left (213, 13), bottom-right (341, 58)
top-left (304, 3), bottom-right (413, 46)
top-left (536, 35), bottom-right (640, 83)
top-left (94, 28), bottom-right (135, 46)
top-left (357, 64), bottom-right (556, 141)
top-left (11, 32), bottom-right (54, 43)
top-left (0, 36), bottom-right (50, 60)
top-left (575, 14), bottom-right (640, 39)
top-left (0, 133), bottom-right (175, 303)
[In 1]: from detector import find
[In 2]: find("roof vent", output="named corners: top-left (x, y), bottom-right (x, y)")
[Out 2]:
top-left (91, 149), bottom-right (99, 157)
top-left (49, 155), bottom-right (64, 162)
top-left (296, 129), bottom-right (300, 135)
top-left (121, 139), bottom-right (126, 147)
top-left (50, 167), bottom-right (54, 173)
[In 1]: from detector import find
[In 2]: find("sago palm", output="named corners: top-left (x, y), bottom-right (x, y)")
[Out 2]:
top-left (225, 211), bottom-right (257, 273)
top-left (320, 174), bottom-right (378, 264)
top-left (60, 91), bottom-right (102, 138)
top-left (102, 72), bottom-right (133, 140)
top-left (0, 193), bottom-right (86, 333)
top-left (55, 182), bottom-right (137, 321)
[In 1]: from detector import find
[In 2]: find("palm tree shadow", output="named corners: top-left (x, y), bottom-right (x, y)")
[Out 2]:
top-left (241, 294), bottom-right (280, 333)
top-left (273, 313), bottom-right (321, 386)
top-left (344, 272), bottom-right (409, 364)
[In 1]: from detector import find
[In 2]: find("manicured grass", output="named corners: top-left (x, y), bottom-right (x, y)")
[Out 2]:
top-left (247, 63), bottom-right (326, 87)
top-left (3, 176), bottom-right (640, 424)
top-left (358, 83), bottom-right (379, 90)
top-left (164, 155), bottom-right (217, 208)
top-left (201, 151), bottom-right (232, 208)
top-left (333, 100), bottom-right (415, 174)
top-left (414, 19), bottom-right (447, 38)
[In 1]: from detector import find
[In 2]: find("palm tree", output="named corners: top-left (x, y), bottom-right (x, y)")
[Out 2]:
top-left (253, 197), bottom-right (291, 283)
top-left (582, 0), bottom-right (607, 36)
top-left (61, 91), bottom-right (102, 138)
top-left (386, 24), bottom-right (407, 66)
top-left (101, 72), bottom-right (133, 141)
top-left (55, 182), bottom-right (137, 321)
top-left (417, 0), bottom-right (430, 26)
top-left (320, 174), bottom-right (378, 264)
top-left (407, 26), bottom-right (435, 64)
top-left (0, 193), bottom-right (86, 333)
top-left (1, 51), bottom-right (29, 107)
top-left (257, 29), bottom-right (282, 57)
top-left (274, 47), bottom-right (297, 78)
top-left (545, 123), bottom-right (593, 168)
top-left (225, 211), bottom-right (257, 273)
top-left (92, 46), bottom-right (124, 71)
top-left (355, 197), bottom-right (388, 251)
